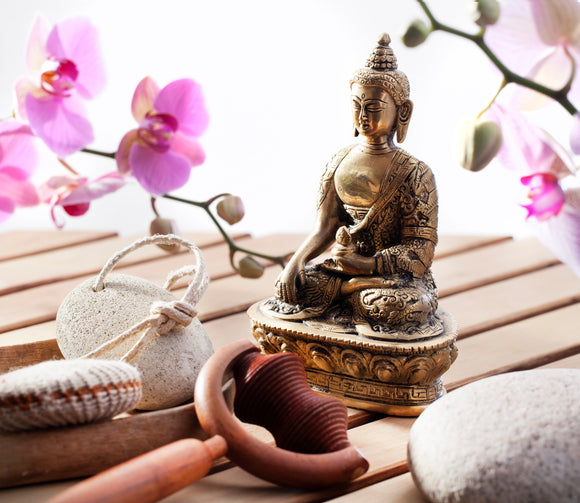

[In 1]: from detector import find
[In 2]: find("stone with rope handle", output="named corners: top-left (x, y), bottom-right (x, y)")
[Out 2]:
top-left (56, 235), bottom-right (214, 411)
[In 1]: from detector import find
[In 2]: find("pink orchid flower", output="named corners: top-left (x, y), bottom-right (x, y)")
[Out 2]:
top-left (38, 172), bottom-right (125, 228)
top-left (485, 0), bottom-right (580, 109)
top-left (15, 16), bottom-right (106, 157)
top-left (486, 103), bottom-right (575, 179)
top-left (487, 103), bottom-right (580, 275)
top-left (527, 187), bottom-right (580, 276)
top-left (0, 120), bottom-right (39, 222)
top-left (520, 173), bottom-right (565, 220)
top-left (116, 77), bottom-right (208, 196)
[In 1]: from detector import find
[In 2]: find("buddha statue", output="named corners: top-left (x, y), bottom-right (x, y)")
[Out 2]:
top-left (266, 33), bottom-right (442, 341)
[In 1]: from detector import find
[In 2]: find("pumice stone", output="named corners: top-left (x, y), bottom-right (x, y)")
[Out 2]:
top-left (56, 273), bottom-right (214, 410)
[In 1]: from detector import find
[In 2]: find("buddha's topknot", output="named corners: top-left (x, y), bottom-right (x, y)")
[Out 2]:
top-left (351, 33), bottom-right (410, 106)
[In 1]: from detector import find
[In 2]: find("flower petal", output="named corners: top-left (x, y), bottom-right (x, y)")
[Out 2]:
top-left (154, 79), bottom-right (208, 137)
top-left (526, 187), bottom-right (580, 277)
top-left (171, 131), bottom-right (205, 167)
top-left (25, 15), bottom-right (51, 76)
top-left (59, 172), bottom-right (125, 206)
top-left (116, 129), bottom-right (139, 174)
top-left (0, 196), bottom-right (15, 223)
top-left (520, 174), bottom-right (565, 221)
top-left (486, 104), bottom-right (575, 177)
top-left (528, 0), bottom-right (580, 46)
top-left (0, 167), bottom-right (39, 207)
top-left (485, 0), bottom-right (549, 77)
top-left (129, 144), bottom-right (191, 195)
top-left (506, 48), bottom-right (573, 110)
top-left (37, 174), bottom-right (81, 204)
top-left (131, 76), bottom-right (159, 122)
top-left (46, 17), bottom-right (106, 99)
top-left (63, 202), bottom-right (90, 217)
top-left (14, 77), bottom-right (46, 121)
top-left (0, 119), bottom-right (38, 175)
top-left (25, 92), bottom-right (93, 157)
top-left (570, 113), bottom-right (580, 155)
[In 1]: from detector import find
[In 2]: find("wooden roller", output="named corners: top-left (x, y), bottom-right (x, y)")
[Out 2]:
top-left (48, 339), bottom-right (369, 503)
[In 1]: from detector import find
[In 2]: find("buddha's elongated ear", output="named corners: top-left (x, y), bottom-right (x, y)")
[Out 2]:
top-left (396, 99), bottom-right (413, 143)
top-left (353, 125), bottom-right (359, 137)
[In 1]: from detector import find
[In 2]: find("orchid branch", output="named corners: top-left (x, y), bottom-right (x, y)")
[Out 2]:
top-left (415, 0), bottom-right (578, 116)
top-left (81, 148), bottom-right (116, 159)
top-left (75, 147), bottom-right (290, 273)
top-left (162, 193), bottom-right (288, 268)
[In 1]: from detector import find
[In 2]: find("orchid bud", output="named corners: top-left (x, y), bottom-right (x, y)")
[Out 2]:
top-left (472, 0), bottom-right (500, 27)
top-left (457, 119), bottom-right (503, 172)
top-left (401, 19), bottom-right (431, 48)
top-left (217, 195), bottom-right (245, 225)
top-left (150, 217), bottom-right (180, 253)
top-left (238, 255), bottom-right (265, 279)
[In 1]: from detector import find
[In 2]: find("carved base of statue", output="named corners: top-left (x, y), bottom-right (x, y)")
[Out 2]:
top-left (248, 300), bottom-right (458, 416)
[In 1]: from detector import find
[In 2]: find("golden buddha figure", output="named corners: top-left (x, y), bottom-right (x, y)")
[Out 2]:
top-left (249, 33), bottom-right (457, 415)
top-left (267, 33), bottom-right (441, 341)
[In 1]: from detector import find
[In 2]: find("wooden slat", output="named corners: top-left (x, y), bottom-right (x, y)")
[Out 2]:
top-left (444, 302), bottom-right (580, 389)
top-left (0, 230), bottom-right (117, 262)
top-left (540, 353), bottom-right (580, 369)
top-left (0, 234), bottom-right (304, 334)
top-left (441, 263), bottom-right (580, 339)
top-left (327, 472), bottom-right (426, 503)
top-left (433, 234), bottom-right (511, 259)
top-left (433, 237), bottom-right (559, 297)
top-left (0, 232), bottom-right (251, 296)
top-left (0, 321), bottom-right (56, 347)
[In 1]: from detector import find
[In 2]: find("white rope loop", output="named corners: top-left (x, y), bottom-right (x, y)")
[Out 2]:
top-left (84, 234), bottom-right (208, 362)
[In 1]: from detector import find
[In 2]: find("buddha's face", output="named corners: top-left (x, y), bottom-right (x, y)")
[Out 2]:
top-left (351, 83), bottom-right (397, 140)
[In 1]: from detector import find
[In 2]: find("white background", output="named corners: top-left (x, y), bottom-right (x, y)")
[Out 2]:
top-left (0, 0), bottom-right (574, 238)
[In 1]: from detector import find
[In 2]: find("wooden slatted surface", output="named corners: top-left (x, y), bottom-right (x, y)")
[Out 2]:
top-left (1, 231), bottom-right (579, 502)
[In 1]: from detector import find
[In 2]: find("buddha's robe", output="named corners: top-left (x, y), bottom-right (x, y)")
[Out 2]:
top-left (272, 146), bottom-right (441, 336)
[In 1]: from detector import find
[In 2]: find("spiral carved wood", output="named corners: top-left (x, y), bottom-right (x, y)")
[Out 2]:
top-left (233, 351), bottom-right (351, 454)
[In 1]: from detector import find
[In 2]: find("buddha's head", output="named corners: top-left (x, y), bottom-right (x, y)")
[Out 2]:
top-left (350, 33), bottom-right (413, 143)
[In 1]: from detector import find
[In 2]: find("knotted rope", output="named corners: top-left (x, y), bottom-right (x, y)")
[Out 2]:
top-left (82, 234), bottom-right (209, 363)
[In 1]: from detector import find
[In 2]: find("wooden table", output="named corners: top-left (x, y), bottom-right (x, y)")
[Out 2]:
top-left (1, 230), bottom-right (579, 502)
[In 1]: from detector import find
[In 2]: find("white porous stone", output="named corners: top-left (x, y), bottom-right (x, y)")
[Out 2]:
top-left (407, 369), bottom-right (580, 503)
top-left (56, 273), bottom-right (214, 410)
top-left (0, 359), bottom-right (142, 432)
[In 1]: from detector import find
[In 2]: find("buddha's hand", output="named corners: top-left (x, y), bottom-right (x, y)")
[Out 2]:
top-left (331, 248), bottom-right (375, 276)
top-left (275, 264), bottom-right (305, 305)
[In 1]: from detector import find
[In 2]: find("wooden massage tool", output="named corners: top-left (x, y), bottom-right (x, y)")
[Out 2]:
top-left (49, 339), bottom-right (369, 503)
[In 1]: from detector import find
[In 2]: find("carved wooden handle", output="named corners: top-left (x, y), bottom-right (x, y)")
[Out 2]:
top-left (48, 436), bottom-right (227, 503)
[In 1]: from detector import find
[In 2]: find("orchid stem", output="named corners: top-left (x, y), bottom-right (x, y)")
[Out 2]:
top-left (81, 147), bottom-right (117, 159)
top-left (58, 158), bottom-right (79, 175)
top-left (162, 193), bottom-right (288, 268)
top-left (477, 79), bottom-right (507, 118)
top-left (416, 0), bottom-right (578, 116)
